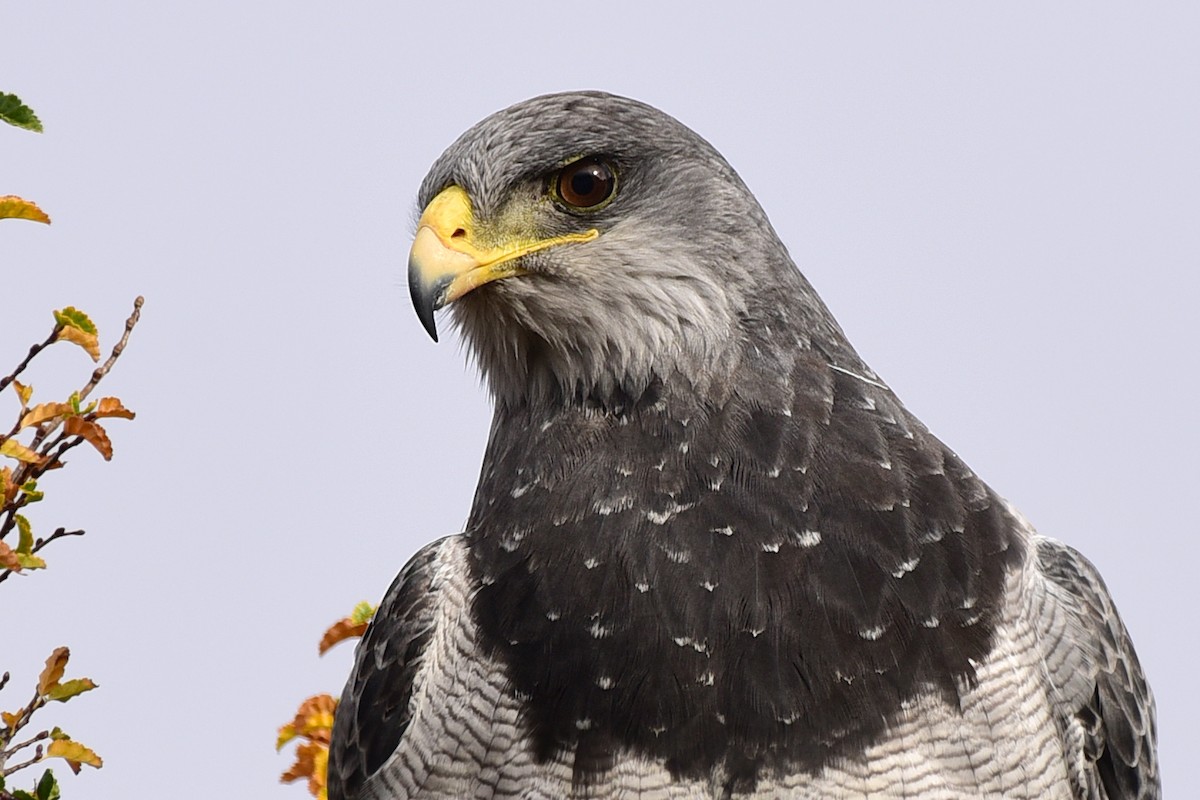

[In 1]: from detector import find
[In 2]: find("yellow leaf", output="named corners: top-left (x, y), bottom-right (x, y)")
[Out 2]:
top-left (0, 437), bottom-right (43, 464)
top-left (0, 195), bottom-right (51, 224)
top-left (16, 552), bottom-right (47, 569)
top-left (39, 647), bottom-right (70, 695)
top-left (64, 417), bottom-right (113, 460)
top-left (1, 710), bottom-right (19, 730)
top-left (20, 402), bottom-right (74, 429)
top-left (319, 617), bottom-right (369, 655)
top-left (1, 466), bottom-right (12, 503)
top-left (276, 722), bottom-right (298, 751)
top-left (56, 325), bottom-right (100, 362)
top-left (11, 379), bottom-right (32, 407)
top-left (94, 397), bottom-right (135, 420)
top-left (0, 540), bottom-right (21, 571)
top-left (46, 738), bottom-right (103, 770)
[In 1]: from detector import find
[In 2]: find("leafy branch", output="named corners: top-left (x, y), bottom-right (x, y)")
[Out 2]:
top-left (278, 602), bottom-right (377, 800)
top-left (0, 300), bottom-right (142, 581)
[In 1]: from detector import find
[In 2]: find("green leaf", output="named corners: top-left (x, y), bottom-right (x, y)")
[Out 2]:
top-left (17, 552), bottom-right (47, 570)
top-left (351, 600), bottom-right (377, 625)
top-left (36, 769), bottom-right (60, 800)
top-left (20, 480), bottom-right (44, 503)
top-left (47, 678), bottom-right (97, 702)
top-left (16, 514), bottom-right (33, 553)
top-left (52, 307), bottom-right (98, 335)
top-left (12, 789), bottom-right (38, 800)
top-left (0, 92), bottom-right (43, 132)
top-left (49, 726), bottom-right (69, 740)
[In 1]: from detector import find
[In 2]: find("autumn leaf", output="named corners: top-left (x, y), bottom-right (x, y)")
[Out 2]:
top-left (38, 647), bottom-right (70, 695)
top-left (64, 417), bottom-right (112, 460)
top-left (276, 722), bottom-right (299, 750)
top-left (47, 678), bottom-right (97, 703)
top-left (55, 326), bottom-right (100, 362)
top-left (93, 397), bottom-right (135, 420)
top-left (318, 618), bottom-right (369, 655)
top-left (0, 92), bottom-right (43, 132)
top-left (0, 540), bottom-right (21, 571)
top-left (0, 196), bottom-right (51, 224)
top-left (2, 710), bottom-right (20, 731)
top-left (0, 438), bottom-right (44, 464)
top-left (19, 402), bottom-right (74, 429)
top-left (45, 738), bottom-right (103, 773)
top-left (280, 740), bottom-right (329, 799)
top-left (290, 694), bottom-right (336, 742)
top-left (1, 465), bottom-right (12, 503)
top-left (12, 379), bottom-right (33, 407)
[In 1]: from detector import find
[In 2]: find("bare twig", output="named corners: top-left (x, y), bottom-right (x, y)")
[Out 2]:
top-left (0, 528), bottom-right (85, 585)
top-left (1, 743), bottom-right (45, 777)
top-left (2, 730), bottom-right (48, 760)
top-left (78, 295), bottom-right (143, 403)
top-left (32, 527), bottom-right (85, 554)
top-left (0, 329), bottom-right (59, 396)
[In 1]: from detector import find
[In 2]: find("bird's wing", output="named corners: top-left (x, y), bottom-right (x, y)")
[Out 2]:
top-left (327, 536), bottom-right (453, 800)
top-left (1034, 536), bottom-right (1159, 800)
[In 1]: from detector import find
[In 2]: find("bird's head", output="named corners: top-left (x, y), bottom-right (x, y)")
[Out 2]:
top-left (409, 91), bottom-right (845, 408)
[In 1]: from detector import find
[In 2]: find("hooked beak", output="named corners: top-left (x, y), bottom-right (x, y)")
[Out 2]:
top-left (407, 186), bottom-right (598, 341)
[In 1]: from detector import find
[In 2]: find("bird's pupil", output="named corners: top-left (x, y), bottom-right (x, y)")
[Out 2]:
top-left (572, 171), bottom-right (596, 198)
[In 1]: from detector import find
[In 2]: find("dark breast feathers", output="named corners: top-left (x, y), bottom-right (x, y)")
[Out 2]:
top-left (466, 350), bottom-right (1024, 787)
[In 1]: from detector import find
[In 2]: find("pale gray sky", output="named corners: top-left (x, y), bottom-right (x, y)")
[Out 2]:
top-left (4, 2), bottom-right (1196, 797)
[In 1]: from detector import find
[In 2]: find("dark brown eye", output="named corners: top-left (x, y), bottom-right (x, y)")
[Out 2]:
top-left (555, 158), bottom-right (617, 210)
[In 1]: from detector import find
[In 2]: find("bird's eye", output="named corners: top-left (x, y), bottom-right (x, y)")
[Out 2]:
top-left (555, 158), bottom-right (617, 211)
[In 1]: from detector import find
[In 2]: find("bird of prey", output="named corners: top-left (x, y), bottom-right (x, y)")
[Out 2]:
top-left (328, 91), bottom-right (1158, 799)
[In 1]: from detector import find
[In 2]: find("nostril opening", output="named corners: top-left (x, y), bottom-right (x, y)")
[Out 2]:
top-left (451, 228), bottom-right (466, 239)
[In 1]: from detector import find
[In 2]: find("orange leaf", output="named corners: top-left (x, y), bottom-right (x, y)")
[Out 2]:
top-left (39, 647), bottom-right (70, 694)
top-left (280, 739), bottom-right (321, 784)
top-left (19, 402), bottom-right (74, 429)
top-left (0, 541), bottom-right (20, 571)
top-left (56, 325), bottom-right (100, 362)
top-left (39, 642), bottom-right (69, 695)
top-left (64, 417), bottom-right (113, 460)
top-left (94, 397), bottom-right (135, 420)
top-left (292, 694), bottom-right (336, 742)
top-left (1, 710), bottom-right (19, 730)
top-left (319, 618), bottom-right (369, 655)
top-left (46, 738), bottom-right (103, 770)
top-left (0, 195), bottom-right (51, 224)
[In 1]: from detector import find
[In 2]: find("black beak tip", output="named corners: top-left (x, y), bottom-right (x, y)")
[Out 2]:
top-left (408, 272), bottom-right (442, 343)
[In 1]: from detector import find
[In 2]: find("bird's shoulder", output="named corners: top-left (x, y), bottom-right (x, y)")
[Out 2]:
top-left (328, 535), bottom-right (469, 800)
top-left (1030, 535), bottom-right (1159, 799)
